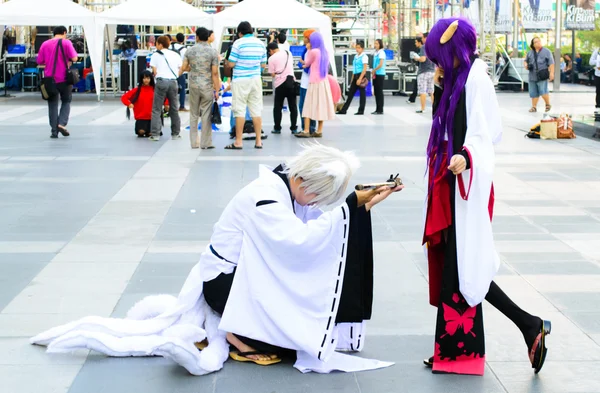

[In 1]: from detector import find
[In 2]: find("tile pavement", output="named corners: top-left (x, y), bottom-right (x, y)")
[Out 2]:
top-left (0, 90), bottom-right (599, 392)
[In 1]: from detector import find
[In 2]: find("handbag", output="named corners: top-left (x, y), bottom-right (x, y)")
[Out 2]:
top-left (533, 50), bottom-right (550, 81)
top-left (359, 77), bottom-right (368, 88)
top-left (210, 101), bottom-right (222, 125)
top-left (40, 40), bottom-right (62, 100)
top-left (557, 114), bottom-right (575, 139)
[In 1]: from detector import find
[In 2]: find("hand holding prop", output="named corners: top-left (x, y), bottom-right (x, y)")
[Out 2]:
top-left (355, 174), bottom-right (403, 191)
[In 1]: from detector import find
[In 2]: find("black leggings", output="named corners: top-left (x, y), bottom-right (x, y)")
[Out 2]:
top-left (485, 281), bottom-right (541, 348)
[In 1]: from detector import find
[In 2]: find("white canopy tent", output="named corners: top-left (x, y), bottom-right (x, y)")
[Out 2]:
top-left (93, 0), bottom-right (213, 98)
top-left (0, 0), bottom-right (102, 96)
top-left (212, 0), bottom-right (337, 77)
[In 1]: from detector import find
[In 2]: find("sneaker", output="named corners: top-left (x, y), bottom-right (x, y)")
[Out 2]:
top-left (291, 129), bottom-right (300, 135)
top-left (149, 136), bottom-right (160, 141)
top-left (172, 134), bottom-right (182, 140)
top-left (271, 130), bottom-right (281, 134)
top-left (416, 110), bottom-right (424, 114)
top-left (50, 133), bottom-right (59, 139)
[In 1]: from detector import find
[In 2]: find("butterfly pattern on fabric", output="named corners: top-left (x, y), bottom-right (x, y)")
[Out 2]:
top-left (440, 302), bottom-right (477, 339)
top-left (435, 291), bottom-right (485, 366)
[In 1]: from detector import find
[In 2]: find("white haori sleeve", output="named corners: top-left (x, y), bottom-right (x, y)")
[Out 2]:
top-left (219, 198), bottom-right (350, 362)
top-left (454, 59), bottom-right (502, 307)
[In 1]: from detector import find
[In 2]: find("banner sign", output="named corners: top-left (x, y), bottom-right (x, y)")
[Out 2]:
top-left (520, 0), bottom-right (554, 31)
top-left (564, 0), bottom-right (596, 30)
top-left (464, 0), bottom-right (513, 33)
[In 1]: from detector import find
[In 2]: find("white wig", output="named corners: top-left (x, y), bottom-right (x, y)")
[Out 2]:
top-left (285, 142), bottom-right (360, 206)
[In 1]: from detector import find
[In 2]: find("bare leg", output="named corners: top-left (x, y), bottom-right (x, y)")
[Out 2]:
top-left (234, 117), bottom-right (245, 147)
top-left (317, 120), bottom-right (324, 133)
top-left (420, 93), bottom-right (426, 111)
top-left (532, 97), bottom-right (540, 109)
top-left (304, 117), bottom-right (311, 133)
top-left (253, 117), bottom-right (262, 147)
top-left (541, 94), bottom-right (550, 106)
top-left (226, 332), bottom-right (276, 361)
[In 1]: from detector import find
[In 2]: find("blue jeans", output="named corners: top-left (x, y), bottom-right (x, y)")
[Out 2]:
top-left (299, 87), bottom-right (316, 132)
top-left (85, 72), bottom-right (95, 91)
top-left (178, 74), bottom-right (187, 109)
top-left (528, 80), bottom-right (549, 98)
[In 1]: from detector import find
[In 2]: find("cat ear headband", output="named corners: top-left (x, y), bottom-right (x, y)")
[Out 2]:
top-left (440, 20), bottom-right (459, 44)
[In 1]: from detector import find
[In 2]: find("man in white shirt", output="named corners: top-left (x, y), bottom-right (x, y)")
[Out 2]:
top-left (150, 35), bottom-right (183, 141)
top-left (171, 33), bottom-right (189, 112)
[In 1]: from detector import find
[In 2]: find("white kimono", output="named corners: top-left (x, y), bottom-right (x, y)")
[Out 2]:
top-left (454, 58), bottom-right (503, 307)
top-left (30, 165), bottom-right (392, 375)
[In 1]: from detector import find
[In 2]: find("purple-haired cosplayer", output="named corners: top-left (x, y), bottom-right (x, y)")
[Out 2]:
top-left (296, 31), bottom-right (336, 137)
top-left (421, 17), bottom-right (551, 376)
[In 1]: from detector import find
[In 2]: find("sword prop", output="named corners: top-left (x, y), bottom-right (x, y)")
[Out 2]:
top-left (355, 173), bottom-right (403, 191)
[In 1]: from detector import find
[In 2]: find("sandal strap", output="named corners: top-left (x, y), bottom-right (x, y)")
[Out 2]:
top-left (237, 351), bottom-right (272, 357)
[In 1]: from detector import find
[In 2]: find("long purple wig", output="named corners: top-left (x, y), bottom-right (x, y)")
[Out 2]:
top-left (309, 31), bottom-right (329, 79)
top-left (425, 17), bottom-right (477, 176)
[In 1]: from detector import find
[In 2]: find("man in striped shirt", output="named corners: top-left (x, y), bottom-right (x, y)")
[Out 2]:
top-left (225, 21), bottom-right (267, 150)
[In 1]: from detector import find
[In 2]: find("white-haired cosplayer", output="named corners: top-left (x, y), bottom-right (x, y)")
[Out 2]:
top-left (30, 144), bottom-right (402, 375)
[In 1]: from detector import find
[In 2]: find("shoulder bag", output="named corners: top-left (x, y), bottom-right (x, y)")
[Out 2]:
top-left (58, 39), bottom-right (80, 86)
top-left (275, 50), bottom-right (295, 89)
top-left (40, 40), bottom-right (61, 100)
top-left (533, 50), bottom-right (550, 81)
top-left (157, 51), bottom-right (182, 93)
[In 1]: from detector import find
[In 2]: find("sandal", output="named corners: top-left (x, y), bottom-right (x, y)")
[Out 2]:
top-left (229, 350), bottom-right (281, 366)
top-left (294, 132), bottom-right (313, 138)
top-left (224, 143), bottom-right (243, 150)
top-left (194, 340), bottom-right (208, 351)
top-left (529, 320), bottom-right (551, 374)
top-left (529, 107), bottom-right (537, 113)
top-left (545, 105), bottom-right (552, 113)
top-left (254, 144), bottom-right (263, 149)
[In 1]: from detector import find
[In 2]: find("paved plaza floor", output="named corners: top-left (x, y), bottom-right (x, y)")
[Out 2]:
top-left (0, 88), bottom-right (599, 393)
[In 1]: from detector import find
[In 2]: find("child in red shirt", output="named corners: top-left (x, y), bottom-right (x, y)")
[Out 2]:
top-left (121, 70), bottom-right (169, 137)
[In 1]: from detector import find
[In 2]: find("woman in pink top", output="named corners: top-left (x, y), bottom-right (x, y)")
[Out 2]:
top-left (296, 31), bottom-right (335, 138)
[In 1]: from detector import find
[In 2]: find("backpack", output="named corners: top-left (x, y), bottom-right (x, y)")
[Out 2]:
top-left (525, 123), bottom-right (540, 139)
top-left (170, 43), bottom-right (184, 55)
top-left (229, 120), bottom-right (266, 140)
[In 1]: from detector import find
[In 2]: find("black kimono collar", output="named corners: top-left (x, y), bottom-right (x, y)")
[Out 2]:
top-left (273, 164), bottom-right (295, 213)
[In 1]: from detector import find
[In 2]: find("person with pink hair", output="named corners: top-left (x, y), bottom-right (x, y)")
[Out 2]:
top-left (295, 31), bottom-right (335, 138)
top-left (422, 17), bottom-right (550, 376)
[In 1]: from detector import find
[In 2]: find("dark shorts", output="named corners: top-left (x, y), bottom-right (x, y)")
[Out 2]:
top-left (135, 120), bottom-right (151, 136)
top-left (204, 269), bottom-right (292, 356)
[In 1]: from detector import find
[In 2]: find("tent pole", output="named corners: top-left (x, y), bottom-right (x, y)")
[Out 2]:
top-left (102, 25), bottom-right (108, 100)
top-left (107, 26), bottom-right (116, 97)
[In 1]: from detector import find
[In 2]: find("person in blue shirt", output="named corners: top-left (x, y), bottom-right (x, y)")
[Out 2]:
top-left (337, 41), bottom-right (368, 115)
top-left (371, 39), bottom-right (386, 115)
